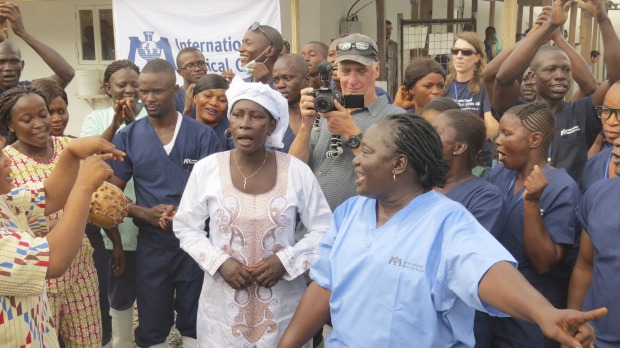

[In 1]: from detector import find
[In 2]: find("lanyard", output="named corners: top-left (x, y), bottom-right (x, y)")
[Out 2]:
top-left (605, 151), bottom-right (612, 179)
top-left (453, 82), bottom-right (470, 101)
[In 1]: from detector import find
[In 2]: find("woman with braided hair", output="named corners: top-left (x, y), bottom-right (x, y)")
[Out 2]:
top-left (278, 113), bottom-right (605, 348)
top-left (488, 102), bottom-right (582, 347)
top-left (0, 86), bottom-right (122, 347)
top-left (79, 59), bottom-right (147, 348)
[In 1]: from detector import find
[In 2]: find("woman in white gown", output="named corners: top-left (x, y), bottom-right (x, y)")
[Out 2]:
top-left (174, 78), bottom-right (332, 348)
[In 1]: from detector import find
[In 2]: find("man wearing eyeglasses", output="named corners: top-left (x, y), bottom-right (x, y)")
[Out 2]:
top-left (175, 47), bottom-right (208, 118)
top-left (238, 22), bottom-right (283, 85)
top-left (290, 33), bottom-right (404, 212)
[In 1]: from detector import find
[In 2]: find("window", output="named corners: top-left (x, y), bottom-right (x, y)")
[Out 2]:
top-left (77, 6), bottom-right (115, 64)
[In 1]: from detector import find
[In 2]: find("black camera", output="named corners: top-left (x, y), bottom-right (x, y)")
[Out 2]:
top-left (312, 62), bottom-right (364, 113)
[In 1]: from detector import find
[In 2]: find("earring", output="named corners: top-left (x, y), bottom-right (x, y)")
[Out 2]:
top-left (393, 171), bottom-right (397, 182)
top-left (224, 128), bottom-right (233, 140)
top-left (453, 151), bottom-right (458, 155)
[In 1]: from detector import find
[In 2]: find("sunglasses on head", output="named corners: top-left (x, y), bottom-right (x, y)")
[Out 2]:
top-left (248, 22), bottom-right (274, 47)
top-left (337, 41), bottom-right (378, 54)
top-left (450, 47), bottom-right (477, 56)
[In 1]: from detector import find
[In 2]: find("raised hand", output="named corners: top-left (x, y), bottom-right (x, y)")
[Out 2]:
top-left (586, 0), bottom-right (608, 23)
top-left (549, 0), bottom-right (571, 27)
top-left (523, 165), bottom-right (548, 201)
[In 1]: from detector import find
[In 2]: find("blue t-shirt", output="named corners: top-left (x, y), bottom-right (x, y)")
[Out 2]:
top-left (444, 177), bottom-right (505, 238)
top-left (310, 191), bottom-right (515, 347)
top-left (548, 95), bottom-right (601, 184)
top-left (582, 146), bottom-right (612, 192)
top-left (577, 177), bottom-right (620, 348)
top-left (488, 164), bottom-right (581, 347)
top-left (110, 115), bottom-right (222, 249)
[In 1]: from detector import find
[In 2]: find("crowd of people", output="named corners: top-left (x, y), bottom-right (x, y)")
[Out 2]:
top-left (0, 0), bottom-right (619, 347)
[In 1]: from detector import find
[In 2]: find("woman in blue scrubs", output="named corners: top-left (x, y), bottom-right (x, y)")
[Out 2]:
top-left (432, 109), bottom-right (504, 237)
top-left (568, 137), bottom-right (620, 348)
top-left (278, 113), bottom-right (604, 348)
top-left (489, 102), bottom-right (582, 347)
top-left (582, 81), bottom-right (620, 191)
top-left (432, 109), bottom-right (505, 347)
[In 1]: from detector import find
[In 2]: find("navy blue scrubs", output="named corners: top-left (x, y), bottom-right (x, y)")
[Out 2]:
top-left (110, 115), bottom-right (222, 346)
top-left (487, 164), bottom-right (581, 348)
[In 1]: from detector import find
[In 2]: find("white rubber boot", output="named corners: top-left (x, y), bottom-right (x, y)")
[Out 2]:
top-left (110, 308), bottom-right (134, 348)
top-left (181, 336), bottom-right (198, 348)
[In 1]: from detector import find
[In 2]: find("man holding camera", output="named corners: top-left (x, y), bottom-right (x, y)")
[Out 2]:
top-left (289, 33), bottom-right (403, 211)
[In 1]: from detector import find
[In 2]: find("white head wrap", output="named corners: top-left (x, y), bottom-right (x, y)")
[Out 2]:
top-left (226, 76), bottom-right (289, 149)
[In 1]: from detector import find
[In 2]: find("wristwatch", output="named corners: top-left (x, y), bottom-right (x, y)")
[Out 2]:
top-left (345, 133), bottom-right (363, 149)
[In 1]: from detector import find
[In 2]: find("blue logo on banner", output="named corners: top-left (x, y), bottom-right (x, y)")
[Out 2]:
top-left (128, 31), bottom-right (176, 69)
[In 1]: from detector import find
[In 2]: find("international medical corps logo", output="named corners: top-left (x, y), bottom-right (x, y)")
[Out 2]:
top-left (127, 31), bottom-right (177, 69)
top-left (388, 256), bottom-right (425, 272)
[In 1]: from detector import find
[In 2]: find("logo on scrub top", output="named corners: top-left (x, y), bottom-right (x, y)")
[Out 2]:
top-left (388, 256), bottom-right (402, 267)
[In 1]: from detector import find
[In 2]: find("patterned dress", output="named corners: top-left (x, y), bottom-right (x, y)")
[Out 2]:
top-left (0, 184), bottom-right (59, 347)
top-left (174, 151), bottom-right (332, 347)
top-left (4, 136), bottom-right (101, 347)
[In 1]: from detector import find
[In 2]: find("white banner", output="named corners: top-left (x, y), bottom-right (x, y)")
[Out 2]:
top-left (113, 0), bottom-right (281, 84)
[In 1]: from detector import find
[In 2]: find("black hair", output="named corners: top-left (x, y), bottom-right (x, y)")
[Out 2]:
top-left (255, 25), bottom-right (284, 59)
top-left (439, 109), bottom-right (486, 170)
top-left (304, 41), bottom-right (329, 58)
top-left (0, 86), bottom-right (47, 144)
top-left (176, 47), bottom-right (203, 67)
top-left (422, 97), bottom-right (461, 114)
top-left (383, 113), bottom-right (448, 189)
top-left (103, 59), bottom-right (140, 87)
top-left (591, 50), bottom-right (601, 58)
top-left (505, 102), bottom-right (555, 148)
top-left (282, 40), bottom-right (291, 54)
top-left (141, 58), bottom-right (176, 79)
top-left (530, 45), bottom-right (564, 71)
top-left (403, 58), bottom-right (446, 90)
top-left (193, 74), bottom-right (229, 97)
top-left (276, 54), bottom-right (309, 75)
top-left (30, 78), bottom-right (68, 107)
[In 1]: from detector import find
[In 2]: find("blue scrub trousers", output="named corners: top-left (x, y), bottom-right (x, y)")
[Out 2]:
top-left (134, 242), bottom-right (203, 347)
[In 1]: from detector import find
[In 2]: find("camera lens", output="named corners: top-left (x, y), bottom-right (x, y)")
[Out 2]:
top-left (315, 96), bottom-right (332, 113)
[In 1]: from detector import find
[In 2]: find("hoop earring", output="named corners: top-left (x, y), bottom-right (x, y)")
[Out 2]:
top-left (224, 128), bottom-right (233, 140)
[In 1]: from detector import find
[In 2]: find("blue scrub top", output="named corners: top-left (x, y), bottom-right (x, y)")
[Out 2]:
top-left (443, 177), bottom-right (505, 238)
top-left (489, 164), bottom-right (581, 346)
top-left (548, 95), bottom-right (601, 184)
top-left (311, 191), bottom-right (515, 347)
top-left (582, 146), bottom-right (612, 192)
top-left (110, 115), bottom-right (222, 249)
top-left (577, 177), bottom-right (620, 348)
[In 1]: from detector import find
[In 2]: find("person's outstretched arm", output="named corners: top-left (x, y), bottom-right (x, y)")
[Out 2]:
top-left (46, 155), bottom-right (114, 278)
top-left (43, 136), bottom-right (124, 216)
top-left (479, 261), bottom-right (606, 348)
top-left (0, 3), bottom-right (75, 87)
top-left (588, 0), bottom-right (620, 105)
top-left (277, 281), bottom-right (331, 348)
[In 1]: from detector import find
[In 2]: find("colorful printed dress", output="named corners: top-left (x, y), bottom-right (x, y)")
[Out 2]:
top-left (4, 136), bottom-right (101, 347)
top-left (174, 151), bottom-right (332, 347)
top-left (0, 183), bottom-right (59, 348)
